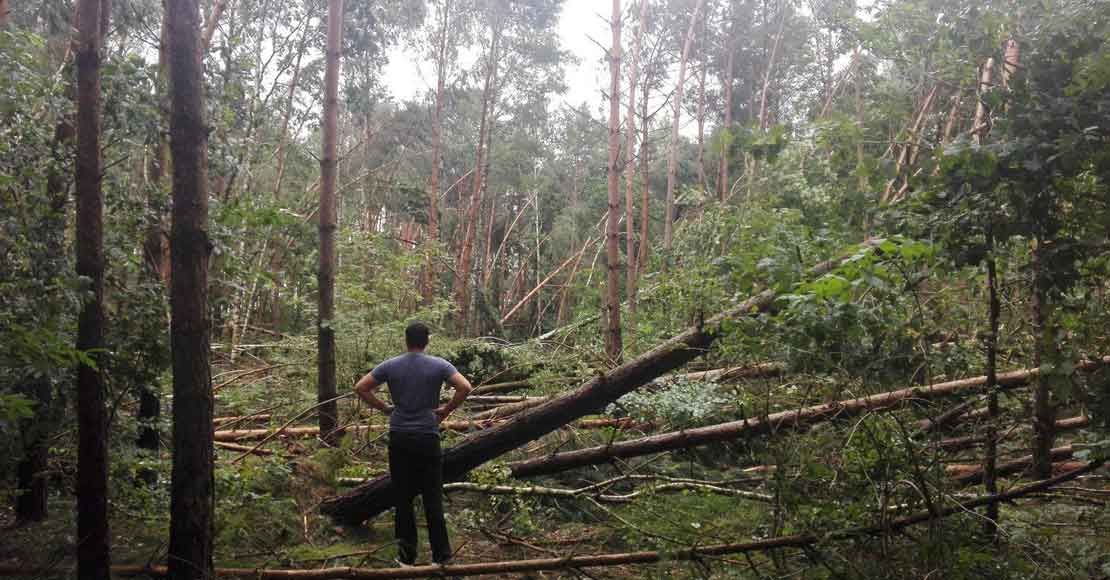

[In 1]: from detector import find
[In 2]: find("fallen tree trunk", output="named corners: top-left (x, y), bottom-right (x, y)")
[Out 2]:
top-left (213, 413), bottom-right (272, 426)
top-left (214, 441), bottom-right (274, 456)
top-left (214, 418), bottom-right (644, 442)
top-left (507, 359), bottom-right (1108, 478)
top-left (936, 415), bottom-right (1088, 451)
top-left (5, 463), bottom-right (1097, 579)
top-left (320, 250), bottom-right (865, 523)
top-left (949, 446), bottom-right (1076, 486)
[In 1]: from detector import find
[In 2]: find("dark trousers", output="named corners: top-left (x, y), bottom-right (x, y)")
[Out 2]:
top-left (389, 431), bottom-right (452, 564)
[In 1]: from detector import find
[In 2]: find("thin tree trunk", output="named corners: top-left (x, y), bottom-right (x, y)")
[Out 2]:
top-left (423, 0), bottom-right (450, 303)
top-left (75, 0), bottom-right (109, 575)
top-left (274, 19), bottom-right (310, 199)
top-left (982, 229), bottom-right (1000, 536)
top-left (632, 58), bottom-right (651, 309)
top-left (624, 0), bottom-right (644, 303)
top-left (167, 0), bottom-right (214, 575)
top-left (663, 0), bottom-right (704, 253)
top-left (317, 0), bottom-right (343, 446)
top-left (757, 2), bottom-right (786, 131)
top-left (694, 11), bottom-right (708, 193)
top-left (201, 0), bottom-right (228, 52)
top-left (453, 26), bottom-right (499, 332)
top-left (605, 0), bottom-right (623, 362)
top-left (717, 9), bottom-right (737, 202)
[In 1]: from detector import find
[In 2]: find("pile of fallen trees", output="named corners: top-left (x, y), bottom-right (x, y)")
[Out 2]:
top-left (319, 239), bottom-right (1108, 524)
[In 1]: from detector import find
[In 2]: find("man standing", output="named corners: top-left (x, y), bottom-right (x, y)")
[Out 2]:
top-left (354, 322), bottom-right (472, 566)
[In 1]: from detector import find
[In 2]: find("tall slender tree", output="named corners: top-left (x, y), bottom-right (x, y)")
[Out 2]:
top-left (624, 0), bottom-right (644, 302)
top-left (75, 0), bottom-right (109, 576)
top-left (453, 18), bottom-right (501, 331)
top-left (166, 0), bottom-right (215, 575)
top-left (605, 0), bottom-right (623, 362)
top-left (423, 0), bottom-right (452, 303)
top-left (663, 0), bottom-right (704, 253)
top-left (318, 0), bottom-right (344, 446)
top-left (717, 4), bottom-right (737, 201)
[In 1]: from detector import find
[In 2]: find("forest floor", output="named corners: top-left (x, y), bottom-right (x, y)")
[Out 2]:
top-left (3, 338), bottom-right (1110, 578)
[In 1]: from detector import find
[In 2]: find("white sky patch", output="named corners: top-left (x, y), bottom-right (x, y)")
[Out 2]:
top-left (383, 0), bottom-right (610, 111)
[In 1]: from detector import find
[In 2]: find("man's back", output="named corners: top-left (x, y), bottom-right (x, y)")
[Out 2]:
top-left (371, 352), bottom-right (457, 434)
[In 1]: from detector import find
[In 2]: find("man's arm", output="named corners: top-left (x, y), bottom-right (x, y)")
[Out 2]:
top-left (435, 372), bottom-right (472, 423)
top-left (354, 372), bottom-right (393, 416)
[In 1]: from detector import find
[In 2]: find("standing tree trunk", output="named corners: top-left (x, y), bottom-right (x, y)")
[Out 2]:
top-left (273, 18), bottom-right (311, 199)
top-left (423, 0), bottom-right (451, 303)
top-left (75, 0), bottom-right (109, 576)
top-left (624, 0), bottom-right (644, 302)
top-left (757, 1), bottom-right (786, 131)
top-left (453, 24), bottom-right (500, 332)
top-left (317, 0), bottom-right (343, 447)
top-left (982, 227), bottom-right (1000, 536)
top-left (694, 10), bottom-right (708, 193)
top-left (605, 0), bottom-right (623, 363)
top-left (633, 48), bottom-right (652, 309)
top-left (717, 9), bottom-right (737, 202)
top-left (167, 0), bottom-right (214, 576)
top-left (663, 0), bottom-right (704, 253)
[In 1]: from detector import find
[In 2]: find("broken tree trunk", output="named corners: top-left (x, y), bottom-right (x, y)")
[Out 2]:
top-left (320, 248), bottom-right (866, 523)
top-left (507, 358), bottom-right (1109, 478)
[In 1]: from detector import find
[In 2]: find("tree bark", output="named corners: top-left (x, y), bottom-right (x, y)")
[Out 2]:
top-left (317, 0), bottom-right (343, 447)
top-left (200, 0), bottom-right (227, 53)
top-left (717, 9), bottom-right (737, 201)
top-left (75, 0), bottom-right (110, 576)
top-left (320, 249), bottom-right (865, 523)
top-left (507, 359), bottom-right (1109, 478)
top-left (662, 0), bottom-right (705, 253)
top-left (982, 229), bottom-right (1001, 536)
top-left (605, 0), bottom-right (624, 363)
top-left (694, 11), bottom-right (708, 193)
top-left (624, 0), bottom-right (644, 303)
top-left (632, 52), bottom-right (651, 309)
top-left (423, 0), bottom-right (451, 303)
top-left (273, 18), bottom-right (311, 199)
top-left (757, 2), bottom-right (786, 131)
top-left (167, 0), bottom-right (215, 575)
top-left (453, 23), bottom-right (500, 332)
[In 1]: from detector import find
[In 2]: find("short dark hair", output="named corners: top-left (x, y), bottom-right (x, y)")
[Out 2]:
top-left (405, 321), bottom-right (430, 349)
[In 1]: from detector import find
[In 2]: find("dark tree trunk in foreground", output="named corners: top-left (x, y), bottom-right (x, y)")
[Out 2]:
top-left (321, 250), bottom-right (864, 524)
top-left (167, 0), bottom-right (215, 576)
top-left (75, 0), bottom-right (109, 575)
top-left (604, 0), bottom-right (623, 363)
top-left (317, 0), bottom-right (343, 446)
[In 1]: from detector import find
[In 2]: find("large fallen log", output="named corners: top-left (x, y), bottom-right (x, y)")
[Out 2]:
top-left (4, 463), bottom-right (1097, 579)
top-left (507, 359), bottom-right (1109, 478)
top-left (320, 249), bottom-right (866, 523)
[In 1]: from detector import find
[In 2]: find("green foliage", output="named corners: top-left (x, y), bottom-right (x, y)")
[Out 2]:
top-left (609, 379), bottom-right (730, 428)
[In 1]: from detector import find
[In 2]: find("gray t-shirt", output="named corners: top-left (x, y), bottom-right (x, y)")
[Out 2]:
top-left (371, 352), bottom-right (458, 434)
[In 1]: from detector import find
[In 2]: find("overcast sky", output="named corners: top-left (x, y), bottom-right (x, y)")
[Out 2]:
top-left (382, 0), bottom-right (612, 112)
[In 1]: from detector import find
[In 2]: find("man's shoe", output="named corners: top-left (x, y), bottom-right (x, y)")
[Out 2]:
top-left (394, 558), bottom-right (415, 568)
